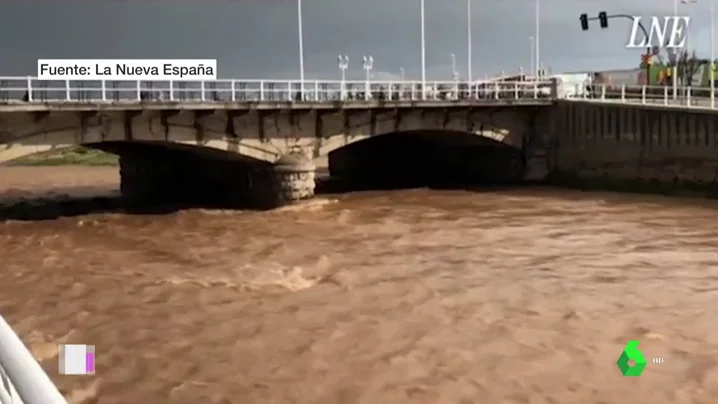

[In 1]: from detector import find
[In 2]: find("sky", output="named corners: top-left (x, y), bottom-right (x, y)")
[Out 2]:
top-left (0, 0), bottom-right (716, 81)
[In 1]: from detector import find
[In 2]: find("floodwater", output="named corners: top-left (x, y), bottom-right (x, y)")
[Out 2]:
top-left (1, 166), bottom-right (718, 404)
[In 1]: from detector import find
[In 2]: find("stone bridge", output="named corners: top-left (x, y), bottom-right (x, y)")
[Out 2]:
top-left (8, 76), bottom-right (718, 207)
top-left (0, 99), bottom-right (554, 207)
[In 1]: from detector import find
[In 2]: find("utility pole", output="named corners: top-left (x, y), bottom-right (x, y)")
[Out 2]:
top-left (297, 0), bottom-right (305, 99)
top-left (712, 2), bottom-right (715, 108)
top-left (535, 0), bottom-right (540, 77)
top-left (467, 0), bottom-right (472, 83)
top-left (420, 0), bottom-right (426, 100)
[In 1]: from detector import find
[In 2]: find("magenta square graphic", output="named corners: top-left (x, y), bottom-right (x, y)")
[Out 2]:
top-left (85, 352), bottom-right (95, 373)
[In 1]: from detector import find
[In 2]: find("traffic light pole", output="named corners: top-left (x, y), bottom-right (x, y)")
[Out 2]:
top-left (584, 14), bottom-right (649, 41)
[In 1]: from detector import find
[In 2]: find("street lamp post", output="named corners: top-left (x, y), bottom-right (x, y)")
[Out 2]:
top-left (712, 2), bottom-right (715, 108)
top-left (529, 36), bottom-right (535, 78)
top-left (338, 55), bottom-right (349, 100)
top-left (400, 68), bottom-right (405, 81)
top-left (363, 55), bottom-right (373, 100)
top-left (297, 0), bottom-right (305, 99)
top-left (451, 53), bottom-right (459, 81)
top-left (420, 0), bottom-right (426, 100)
top-left (673, 0), bottom-right (678, 99)
top-left (467, 0), bottom-right (472, 83)
top-left (535, 0), bottom-right (540, 77)
top-left (451, 53), bottom-right (459, 99)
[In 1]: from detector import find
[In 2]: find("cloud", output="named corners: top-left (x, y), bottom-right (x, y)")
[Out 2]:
top-left (0, 0), bottom-right (713, 80)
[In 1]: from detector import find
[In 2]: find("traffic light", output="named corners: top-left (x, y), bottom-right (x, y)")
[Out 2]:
top-left (579, 13), bottom-right (589, 31)
top-left (598, 11), bottom-right (608, 28)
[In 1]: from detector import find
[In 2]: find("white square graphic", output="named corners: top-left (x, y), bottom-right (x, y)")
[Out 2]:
top-left (59, 344), bottom-right (87, 375)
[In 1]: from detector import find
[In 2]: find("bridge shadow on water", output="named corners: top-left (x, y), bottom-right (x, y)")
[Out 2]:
top-left (0, 178), bottom-right (529, 222)
top-left (315, 175), bottom-right (525, 194)
top-left (0, 193), bottom-right (202, 222)
top-left (0, 181), bottom-right (315, 221)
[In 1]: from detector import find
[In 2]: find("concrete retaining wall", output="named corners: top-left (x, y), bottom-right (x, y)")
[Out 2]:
top-left (548, 102), bottom-right (718, 195)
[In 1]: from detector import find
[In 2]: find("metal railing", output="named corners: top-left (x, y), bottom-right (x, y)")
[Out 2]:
top-left (566, 83), bottom-right (718, 109)
top-left (0, 315), bottom-right (66, 404)
top-left (1, 76), bottom-right (717, 110)
top-left (0, 76), bottom-right (556, 103)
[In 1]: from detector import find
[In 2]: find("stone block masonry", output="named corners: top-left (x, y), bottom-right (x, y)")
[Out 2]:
top-left (0, 105), bottom-right (539, 207)
top-left (6, 99), bottom-right (718, 205)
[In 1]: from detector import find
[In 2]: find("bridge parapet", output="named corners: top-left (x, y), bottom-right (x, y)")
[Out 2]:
top-left (0, 76), bottom-right (555, 107)
top-left (563, 83), bottom-right (718, 110)
top-left (5, 77), bottom-right (718, 111)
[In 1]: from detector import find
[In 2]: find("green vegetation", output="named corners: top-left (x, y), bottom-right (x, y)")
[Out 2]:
top-left (9, 147), bottom-right (118, 166)
top-left (640, 48), bottom-right (716, 87)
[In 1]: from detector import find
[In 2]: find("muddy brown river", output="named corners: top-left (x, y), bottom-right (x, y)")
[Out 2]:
top-left (1, 166), bottom-right (718, 403)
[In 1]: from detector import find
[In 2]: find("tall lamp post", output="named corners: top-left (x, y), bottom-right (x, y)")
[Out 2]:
top-left (678, 0), bottom-right (702, 97)
top-left (711, 2), bottom-right (715, 108)
top-left (400, 67), bottom-right (405, 81)
top-left (535, 0), bottom-right (540, 78)
top-left (529, 36), bottom-right (535, 78)
top-left (297, 0), bottom-right (305, 99)
top-left (338, 55), bottom-right (349, 100)
top-left (673, 0), bottom-right (678, 99)
top-left (363, 55), bottom-right (373, 100)
top-left (467, 0), bottom-right (472, 83)
top-left (451, 53), bottom-right (459, 81)
top-left (420, 0), bottom-right (426, 99)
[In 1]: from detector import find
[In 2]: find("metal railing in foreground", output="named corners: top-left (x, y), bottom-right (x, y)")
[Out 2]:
top-left (569, 84), bottom-right (718, 109)
top-left (0, 76), bottom-right (556, 103)
top-left (0, 315), bottom-right (67, 404)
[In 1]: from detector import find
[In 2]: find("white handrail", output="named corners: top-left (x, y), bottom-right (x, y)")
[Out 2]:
top-left (0, 315), bottom-right (66, 404)
top-left (1, 76), bottom-right (714, 109)
top-left (567, 83), bottom-right (715, 108)
top-left (0, 76), bottom-right (556, 103)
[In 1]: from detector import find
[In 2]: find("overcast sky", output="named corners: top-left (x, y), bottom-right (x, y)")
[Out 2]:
top-left (0, 0), bottom-right (715, 81)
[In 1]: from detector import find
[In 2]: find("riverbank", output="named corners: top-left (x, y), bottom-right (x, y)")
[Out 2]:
top-left (5, 147), bottom-right (118, 166)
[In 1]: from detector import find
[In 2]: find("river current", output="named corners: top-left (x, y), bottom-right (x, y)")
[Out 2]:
top-left (1, 166), bottom-right (717, 403)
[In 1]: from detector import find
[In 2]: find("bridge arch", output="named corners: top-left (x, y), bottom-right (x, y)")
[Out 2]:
top-left (0, 107), bottom-right (535, 166)
top-left (324, 129), bottom-right (526, 184)
top-left (310, 107), bottom-right (527, 159)
top-left (316, 127), bottom-right (520, 159)
top-left (0, 111), bottom-right (282, 164)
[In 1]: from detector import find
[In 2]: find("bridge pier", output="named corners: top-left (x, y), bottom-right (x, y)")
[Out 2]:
top-left (118, 150), bottom-right (315, 209)
top-left (271, 154), bottom-right (316, 202)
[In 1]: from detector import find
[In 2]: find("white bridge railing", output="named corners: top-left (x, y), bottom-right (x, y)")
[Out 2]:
top-left (1, 76), bottom-right (717, 109)
top-left (0, 76), bottom-right (556, 103)
top-left (567, 83), bottom-right (718, 109)
top-left (0, 315), bottom-right (67, 404)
